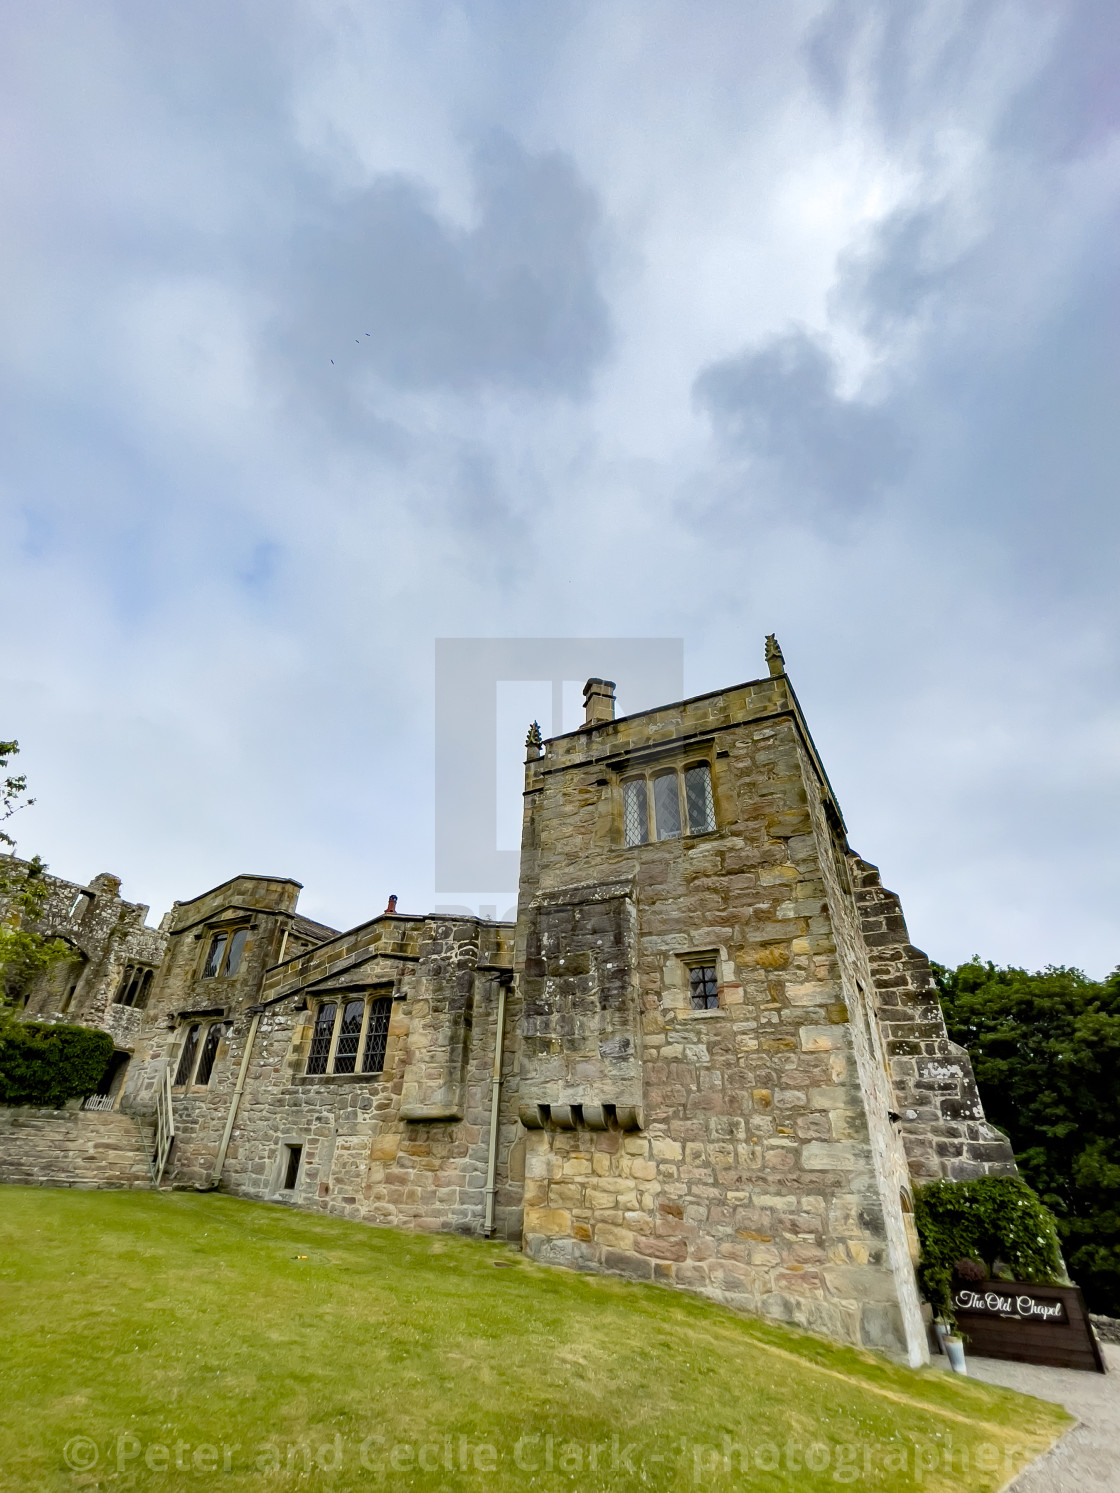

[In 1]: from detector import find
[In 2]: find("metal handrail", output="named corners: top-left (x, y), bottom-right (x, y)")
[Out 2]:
top-left (153, 1064), bottom-right (175, 1185)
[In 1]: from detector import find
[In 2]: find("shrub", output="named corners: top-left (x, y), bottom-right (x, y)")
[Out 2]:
top-left (914, 1176), bottom-right (1063, 1321)
top-left (0, 1021), bottom-right (113, 1108)
top-left (934, 957), bottom-right (1120, 1316)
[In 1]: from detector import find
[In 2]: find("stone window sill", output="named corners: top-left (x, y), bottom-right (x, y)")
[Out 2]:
top-left (670, 1007), bottom-right (724, 1020)
top-left (293, 1072), bottom-right (386, 1086)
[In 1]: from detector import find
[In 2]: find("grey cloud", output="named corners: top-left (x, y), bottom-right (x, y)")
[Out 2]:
top-left (832, 208), bottom-right (961, 339)
top-left (806, 0), bottom-right (1120, 169)
top-left (693, 330), bottom-right (907, 514)
top-left (803, 0), bottom-right (1003, 135)
top-left (268, 134), bottom-right (610, 405)
top-left (997, 0), bottom-right (1120, 162)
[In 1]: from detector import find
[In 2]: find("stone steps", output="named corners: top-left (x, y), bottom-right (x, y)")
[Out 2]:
top-left (0, 1107), bottom-right (154, 1189)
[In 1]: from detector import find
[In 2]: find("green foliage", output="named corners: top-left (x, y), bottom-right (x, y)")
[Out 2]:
top-left (0, 1020), bottom-right (113, 1107)
top-left (0, 739), bottom-right (77, 1011)
top-left (914, 1176), bottom-right (1063, 1321)
top-left (935, 957), bottom-right (1120, 1317)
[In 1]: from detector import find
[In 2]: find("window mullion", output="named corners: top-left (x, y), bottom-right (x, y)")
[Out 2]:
top-left (326, 1005), bottom-right (344, 1075)
top-left (189, 1025), bottom-right (207, 1087)
top-left (355, 999), bottom-right (373, 1073)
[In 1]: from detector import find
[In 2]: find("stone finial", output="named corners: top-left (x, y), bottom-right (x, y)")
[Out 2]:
top-left (525, 720), bottom-right (543, 760)
top-left (765, 634), bottom-right (785, 677)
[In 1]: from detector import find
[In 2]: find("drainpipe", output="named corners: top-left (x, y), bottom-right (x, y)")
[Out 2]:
top-left (208, 1009), bottom-right (260, 1189)
top-left (482, 973), bottom-right (511, 1238)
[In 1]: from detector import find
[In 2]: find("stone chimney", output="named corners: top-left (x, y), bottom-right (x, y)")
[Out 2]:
top-left (582, 678), bottom-right (616, 728)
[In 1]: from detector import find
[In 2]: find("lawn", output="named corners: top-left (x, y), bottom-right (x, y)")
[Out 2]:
top-left (0, 1187), bottom-right (1070, 1492)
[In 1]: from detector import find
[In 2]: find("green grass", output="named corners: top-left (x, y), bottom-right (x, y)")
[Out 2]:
top-left (0, 1188), bottom-right (1070, 1492)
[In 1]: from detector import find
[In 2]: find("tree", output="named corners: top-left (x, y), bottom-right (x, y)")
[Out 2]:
top-left (0, 740), bottom-right (76, 1016)
top-left (935, 957), bottom-right (1120, 1317)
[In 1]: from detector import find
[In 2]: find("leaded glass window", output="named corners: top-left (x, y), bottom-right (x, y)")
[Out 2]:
top-left (689, 965), bottom-right (719, 1009)
top-left (174, 1024), bottom-right (201, 1086)
top-left (684, 762), bottom-right (715, 834)
top-left (223, 927), bottom-right (248, 977)
top-left (653, 772), bottom-right (681, 840)
top-left (623, 778), bottom-right (648, 847)
top-left (194, 1022), bottom-right (229, 1086)
top-left (307, 1002), bottom-right (336, 1075)
top-left (362, 997), bottom-right (393, 1074)
top-left (333, 999), bottom-right (365, 1074)
top-left (202, 933), bottom-right (227, 979)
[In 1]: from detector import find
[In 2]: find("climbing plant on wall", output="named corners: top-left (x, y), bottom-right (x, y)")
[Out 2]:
top-left (914, 1176), bottom-right (1063, 1321)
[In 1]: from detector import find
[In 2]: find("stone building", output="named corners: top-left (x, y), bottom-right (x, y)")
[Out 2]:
top-left (2, 642), bottom-right (1015, 1366)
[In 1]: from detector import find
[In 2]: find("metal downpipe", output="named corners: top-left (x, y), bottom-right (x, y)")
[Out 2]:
top-left (482, 974), bottom-right (510, 1238)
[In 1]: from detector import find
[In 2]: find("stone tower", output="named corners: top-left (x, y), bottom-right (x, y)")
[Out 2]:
top-left (513, 647), bottom-right (1010, 1366)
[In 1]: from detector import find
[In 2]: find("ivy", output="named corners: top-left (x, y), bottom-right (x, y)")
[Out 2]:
top-left (914, 1176), bottom-right (1063, 1322)
top-left (0, 1021), bottom-right (113, 1108)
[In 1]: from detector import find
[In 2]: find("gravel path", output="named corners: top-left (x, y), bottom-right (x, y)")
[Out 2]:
top-left (964, 1344), bottom-right (1120, 1490)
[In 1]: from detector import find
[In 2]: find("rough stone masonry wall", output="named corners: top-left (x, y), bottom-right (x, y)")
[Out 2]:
top-left (12, 867), bottom-right (166, 1038)
top-left (797, 750), bottom-right (928, 1361)
top-left (0, 1108), bottom-right (153, 1189)
top-left (161, 914), bottom-right (524, 1242)
top-left (853, 861), bottom-right (1016, 1183)
top-left (118, 875), bottom-right (307, 1121)
top-left (516, 677), bottom-right (923, 1359)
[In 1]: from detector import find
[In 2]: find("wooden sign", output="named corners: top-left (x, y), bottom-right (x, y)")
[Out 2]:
top-left (951, 1280), bottom-right (1105, 1373)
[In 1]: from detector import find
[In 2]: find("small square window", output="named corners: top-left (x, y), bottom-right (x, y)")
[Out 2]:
top-left (689, 965), bottom-right (719, 1010)
top-left (283, 1144), bottom-right (302, 1191)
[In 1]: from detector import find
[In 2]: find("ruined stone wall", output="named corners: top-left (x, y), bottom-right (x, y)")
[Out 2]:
top-left (0, 1108), bottom-right (153, 1189)
top-left (853, 861), bottom-right (1016, 1183)
top-left (9, 867), bottom-right (166, 1047)
top-left (515, 675), bottom-right (927, 1362)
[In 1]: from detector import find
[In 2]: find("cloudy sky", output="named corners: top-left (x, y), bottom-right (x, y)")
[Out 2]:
top-left (3, 1), bottom-right (1118, 975)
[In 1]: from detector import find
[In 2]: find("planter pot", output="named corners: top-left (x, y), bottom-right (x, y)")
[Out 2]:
top-left (943, 1336), bottom-right (968, 1375)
